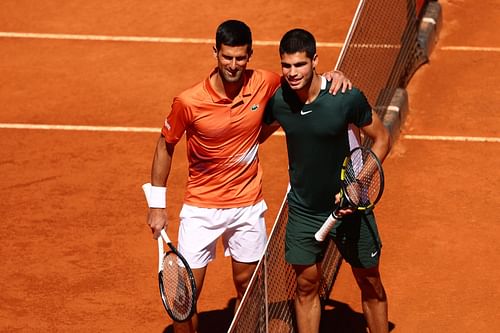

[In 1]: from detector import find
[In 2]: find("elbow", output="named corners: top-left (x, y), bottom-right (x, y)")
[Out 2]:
top-left (385, 131), bottom-right (393, 153)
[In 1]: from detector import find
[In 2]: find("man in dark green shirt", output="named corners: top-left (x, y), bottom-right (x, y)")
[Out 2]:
top-left (262, 29), bottom-right (391, 333)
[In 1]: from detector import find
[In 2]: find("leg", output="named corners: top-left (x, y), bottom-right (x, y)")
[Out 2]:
top-left (293, 263), bottom-right (322, 333)
top-left (173, 266), bottom-right (208, 333)
top-left (351, 265), bottom-right (388, 333)
top-left (231, 259), bottom-right (257, 311)
top-left (224, 201), bottom-right (268, 312)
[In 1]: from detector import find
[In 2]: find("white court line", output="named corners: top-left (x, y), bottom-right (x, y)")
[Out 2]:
top-left (0, 31), bottom-right (342, 48)
top-left (0, 123), bottom-right (159, 133)
top-left (0, 123), bottom-right (498, 143)
top-left (403, 134), bottom-right (500, 143)
top-left (1, 32), bottom-right (499, 52)
top-left (440, 46), bottom-right (500, 52)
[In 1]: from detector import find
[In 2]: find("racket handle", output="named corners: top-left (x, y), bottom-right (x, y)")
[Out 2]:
top-left (314, 214), bottom-right (338, 242)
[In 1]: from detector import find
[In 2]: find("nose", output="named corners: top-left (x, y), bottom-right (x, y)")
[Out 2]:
top-left (229, 58), bottom-right (237, 70)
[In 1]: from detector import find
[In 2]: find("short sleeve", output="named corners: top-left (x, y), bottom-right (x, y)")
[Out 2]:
top-left (346, 88), bottom-right (372, 127)
top-left (161, 96), bottom-right (190, 144)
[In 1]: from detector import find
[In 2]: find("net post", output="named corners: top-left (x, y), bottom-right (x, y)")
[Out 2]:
top-left (383, 88), bottom-right (409, 143)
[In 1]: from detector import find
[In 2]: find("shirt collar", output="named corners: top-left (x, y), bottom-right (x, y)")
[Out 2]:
top-left (320, 75), bottom-right (327, 90)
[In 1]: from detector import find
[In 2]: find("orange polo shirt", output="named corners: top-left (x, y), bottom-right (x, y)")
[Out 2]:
top-left (162, 68), bottom-right (281, 208)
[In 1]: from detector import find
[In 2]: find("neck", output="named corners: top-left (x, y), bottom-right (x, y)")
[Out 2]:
top-left (296, 74), bottom-right (322, 104)
top-left (211, 72), bottom-right (244, 100)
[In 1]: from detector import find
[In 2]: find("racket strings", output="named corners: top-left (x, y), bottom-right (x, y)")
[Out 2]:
top-left (161, 252), bottom-right (195, 320)
top-left (344, 151), bottom-right (382, 207)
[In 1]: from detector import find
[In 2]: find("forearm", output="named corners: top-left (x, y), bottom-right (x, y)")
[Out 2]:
top-left (364, 111), bottom-right (391, 163)
top-left (151, 135), bottom-right (174, 186)
top-left (259, 122), bottom-right (280, 144)
top-left (371, 133), bottom-right (391, 163)
top-left (147, 135), bottom-right (175, 238)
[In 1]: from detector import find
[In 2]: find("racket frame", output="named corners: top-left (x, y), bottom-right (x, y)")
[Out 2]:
top-left (157, 229), bottom-right (197, 322)
top-left (315, 146), bottom-right (384, 242)
top-left (340, 146), bottom-right (385, 211)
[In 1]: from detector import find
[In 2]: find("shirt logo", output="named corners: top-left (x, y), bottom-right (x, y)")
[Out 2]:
top-left (164, 120), bottom-right (171, 130)
top-left (250, 104), bottom-right (259, 112)
top-left (300, 109), bottom-right (313, 115)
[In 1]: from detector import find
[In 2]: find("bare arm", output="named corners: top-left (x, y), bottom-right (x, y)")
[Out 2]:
top-left (360, 110), bottom-right (392, 163)
top-left (336, 111), bottom-right (391, 216)
top-left (259, 121), bottom-right (281, 144)
top-left (148, 134), bottom-right (175, 239)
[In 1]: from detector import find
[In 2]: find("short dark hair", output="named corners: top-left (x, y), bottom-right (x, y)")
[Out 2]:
top-left (215, 20), bottom-right (252, 53)
top-left (279, 28), bottom-right (316, 59)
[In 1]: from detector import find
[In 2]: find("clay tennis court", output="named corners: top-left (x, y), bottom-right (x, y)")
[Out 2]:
top-left (1, 1), bottom-right (498, 332)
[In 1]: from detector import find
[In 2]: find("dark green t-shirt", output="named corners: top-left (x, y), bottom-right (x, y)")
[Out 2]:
top-left (264, 77), bottom-right (372, 214)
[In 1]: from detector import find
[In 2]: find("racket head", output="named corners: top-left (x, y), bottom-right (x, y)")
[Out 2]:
top-left (340, 146), bottom-right (384, 210)
top-left (158, 243), bottom-right (197, 322)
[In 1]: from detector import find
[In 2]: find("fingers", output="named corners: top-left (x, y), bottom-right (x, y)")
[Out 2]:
top-left (342, 78), bottom-right (353, 93)
top-left (325, 70), bottom-right (352, 95)
top-left (336, 207), bottom-right (354, 218)
top-left (147, 208), bottom-right (167, 239)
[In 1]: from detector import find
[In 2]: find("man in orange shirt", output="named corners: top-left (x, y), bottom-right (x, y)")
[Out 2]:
top-left (145, 20), bottom-right (350, 333)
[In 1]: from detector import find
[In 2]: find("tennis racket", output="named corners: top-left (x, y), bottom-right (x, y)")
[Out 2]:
top-left (157, 229), bottom-right (197, 322)
top-left (314, 146), bottom-right (385, 241)
top-left (142, 183), bottom-right (197, 322)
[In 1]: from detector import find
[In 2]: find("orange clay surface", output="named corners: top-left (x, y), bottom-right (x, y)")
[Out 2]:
top-left (0, 1), bottom-right (499, 332)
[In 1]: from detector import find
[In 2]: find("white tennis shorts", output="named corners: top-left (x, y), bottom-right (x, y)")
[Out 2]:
top-left (177, 200), bottom-right (268, 269)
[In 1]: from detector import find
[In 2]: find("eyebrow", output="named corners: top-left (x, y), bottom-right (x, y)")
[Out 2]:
top-left (281, 61), bottom-right (308, 66)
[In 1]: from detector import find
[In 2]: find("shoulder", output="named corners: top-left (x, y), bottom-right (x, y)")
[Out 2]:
top-left (330, 86), bottom-right (370, 109)
top-left (175, 79), bottom-right (206, 105)
top-left (342, 87), bottom-right (368, 102)
top-left (330, 86), bottom-right (363, 99)
top-left (248, 69), bottom-right (281, 88)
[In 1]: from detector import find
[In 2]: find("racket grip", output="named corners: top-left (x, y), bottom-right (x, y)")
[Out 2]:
top-left (314, 214), bottom-right (338, 242)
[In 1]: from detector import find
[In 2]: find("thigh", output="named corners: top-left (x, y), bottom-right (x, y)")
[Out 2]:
top-left (332, 210), bottom-right (382, 268)
top-left (285, 205), bottom-right (329, 266)
top-left (223, 200), bottom-right (268, 263)
top-left (177, 204), bottom-right (226, 269)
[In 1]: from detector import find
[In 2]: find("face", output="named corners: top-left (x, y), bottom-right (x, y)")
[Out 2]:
top-left (214, 44), bottom-right (252, 84)
top-left (280, 51), bottom-right (318, 91)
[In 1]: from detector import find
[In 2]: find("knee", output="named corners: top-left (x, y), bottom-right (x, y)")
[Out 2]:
top-left (296, 274), bottom-right (320, 299)
top-left (232, 266), bottom-right (255, 295)
top-left (359, 276), bottom-right (386, 301)
top-left (353, 267), bottom-right (387, 301)
top-left (297, 278), bottom-right (318, 296)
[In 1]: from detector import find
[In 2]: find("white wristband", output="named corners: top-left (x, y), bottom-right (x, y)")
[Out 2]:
top-left (142, 183), bottom-right (167, 208)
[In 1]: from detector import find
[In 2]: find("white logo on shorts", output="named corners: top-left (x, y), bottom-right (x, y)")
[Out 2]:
top-left (371, 251), bottom-right (378, 258)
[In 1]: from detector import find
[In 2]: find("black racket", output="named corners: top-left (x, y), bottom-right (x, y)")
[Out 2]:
top-left (157, 229), bottom-right (197, 322)
top-left (142, 183), bottom-right (197, 322)
top-left (315, 146), bottom-right (385, 241)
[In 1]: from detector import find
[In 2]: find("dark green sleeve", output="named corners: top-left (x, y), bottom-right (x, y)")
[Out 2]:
top-left (345, 88), bottom-right (372, 127)
top-left (263, 95), bottom-right (276, 125)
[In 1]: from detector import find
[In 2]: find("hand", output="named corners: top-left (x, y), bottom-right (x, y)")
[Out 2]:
top-left (333, 193), bottom-right (354, 218)
top-left (147, 208), bottom-right (167, 239)
top-left (322, 70), bottom-right (352, 95)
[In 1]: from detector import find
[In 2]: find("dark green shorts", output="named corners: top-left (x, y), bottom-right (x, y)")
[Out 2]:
top-left (285, 205), bottom-right (382, 268)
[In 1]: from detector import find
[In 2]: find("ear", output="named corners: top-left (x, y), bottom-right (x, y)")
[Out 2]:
top-left (212, 46), bottom-right (218, 59)
top-left (312, 53), bottom-right (319, 70)
top-left (248, 49), bottom-right (253, 61)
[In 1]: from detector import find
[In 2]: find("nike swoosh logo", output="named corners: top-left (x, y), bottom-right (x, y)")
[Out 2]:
top-left (371, 251), bottom-right (378, 257)
top-left (300, 110), bottom-right (312, 115)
